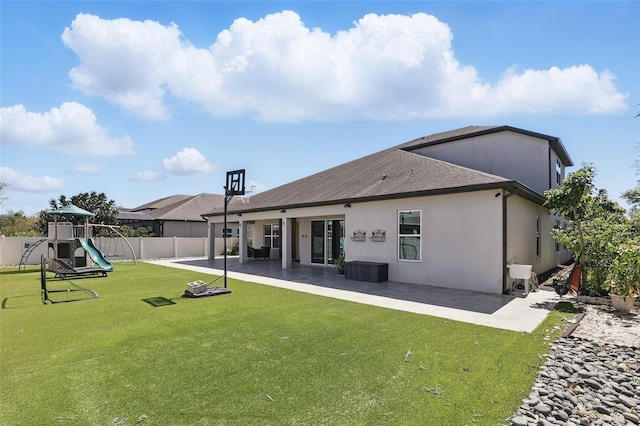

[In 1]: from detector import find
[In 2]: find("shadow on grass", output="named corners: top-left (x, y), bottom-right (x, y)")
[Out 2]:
top-left (1, 294), bottom-right (42, 309)
top-left (553, 300), bottom-right (578, 313)
top-left (142, 296), bottom-right (178, 307)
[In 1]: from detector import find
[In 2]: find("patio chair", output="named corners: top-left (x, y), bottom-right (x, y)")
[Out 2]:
top-left (248, 246), bottom-right (255, 260)
top-left (260, 247), bottom-right (271, 261)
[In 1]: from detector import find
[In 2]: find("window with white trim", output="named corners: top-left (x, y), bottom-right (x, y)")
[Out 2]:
top-left (398, 210), bottom-right (421, 261)
top-left (263, 223), bottom-right (280, 249)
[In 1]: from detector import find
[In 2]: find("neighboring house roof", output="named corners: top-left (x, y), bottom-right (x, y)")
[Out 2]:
top-left (129, 195), bottom-right (193, 212)
top-left (397, 125), bottom-right (574, 166)
top-left (125, 193), bottom-right (226, 222)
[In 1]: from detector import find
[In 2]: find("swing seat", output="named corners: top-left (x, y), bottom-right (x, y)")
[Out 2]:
top-left (47, 257), bottom-right (109, 280)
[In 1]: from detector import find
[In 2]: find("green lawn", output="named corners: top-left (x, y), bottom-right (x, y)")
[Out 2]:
top-left (0, 262), bottom-right (575, 425)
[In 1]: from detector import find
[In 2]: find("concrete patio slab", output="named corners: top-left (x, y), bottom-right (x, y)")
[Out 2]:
top-left (146, 257), bottom-right (566, 333)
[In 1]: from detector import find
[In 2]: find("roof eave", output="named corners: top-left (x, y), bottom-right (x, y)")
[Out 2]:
top-left (203, 181), bottom-right (546, 217)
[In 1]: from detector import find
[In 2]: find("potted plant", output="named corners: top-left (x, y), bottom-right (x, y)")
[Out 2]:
top-left (334, 253), bottom-right (346, 274)
top-left (605, 243), bottom-right (640, 312)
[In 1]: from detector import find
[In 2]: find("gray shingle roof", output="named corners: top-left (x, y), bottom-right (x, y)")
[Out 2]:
top-left (208, 149), bottom-right (514, 216)
top-left (130, 195), bottom-right (193, 212)
top-left (204, 125), bottom-right (562, 217)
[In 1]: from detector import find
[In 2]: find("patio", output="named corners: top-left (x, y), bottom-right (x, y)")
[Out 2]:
top-left (148, 257), bottom-right (563, 333)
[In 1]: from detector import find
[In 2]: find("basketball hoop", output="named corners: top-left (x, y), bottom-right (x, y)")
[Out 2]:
top-left (223, 169), bottom-right (245, 290)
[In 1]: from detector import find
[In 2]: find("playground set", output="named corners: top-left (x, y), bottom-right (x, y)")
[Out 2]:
top-left (37, 204), bottom-right (131, 304)
top-left (32, 170), bottom-right (244, 304)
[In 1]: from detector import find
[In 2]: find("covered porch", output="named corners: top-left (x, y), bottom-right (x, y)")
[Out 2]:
top-left (210, 209), bottom-right (346, 270)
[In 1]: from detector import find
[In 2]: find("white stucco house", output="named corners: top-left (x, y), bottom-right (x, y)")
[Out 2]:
top-left (203, 125), bottom-right (574, 294)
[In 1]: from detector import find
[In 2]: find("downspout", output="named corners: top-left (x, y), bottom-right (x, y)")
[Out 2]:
top-left (502, 188), bottom-right (517, 293)
top-left (548, 146), bottom-right (552, 190)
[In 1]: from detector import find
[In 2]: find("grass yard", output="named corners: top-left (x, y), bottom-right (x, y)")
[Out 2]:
top-left (0, 262), bottom-right (576, 425)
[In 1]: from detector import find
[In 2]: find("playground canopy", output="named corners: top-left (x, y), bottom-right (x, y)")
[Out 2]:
top-left (48, 205), bottom-right (95, 217)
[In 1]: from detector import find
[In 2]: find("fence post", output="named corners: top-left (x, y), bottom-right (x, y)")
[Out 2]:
top-left (173, 236), bottom-right (178, 258)
top-left (139, 237), bottom-right (144, 260)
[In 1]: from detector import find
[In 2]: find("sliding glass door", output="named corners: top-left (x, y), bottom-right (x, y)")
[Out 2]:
top-left (311, 219), bottom-right (344, 265)
top-left (311, 220), bottom-right (325, 264)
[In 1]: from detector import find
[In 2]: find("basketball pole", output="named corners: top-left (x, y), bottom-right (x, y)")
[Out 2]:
top-left (222, 169), bottom-right (245, 290)
top-left (223, 185), bottom-right (230, 289)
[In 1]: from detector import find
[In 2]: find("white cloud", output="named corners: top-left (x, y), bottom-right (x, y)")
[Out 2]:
top-left (162, 148), bottom-right (215, 176)
top-left (135, 171), bottom-right (164, 182)
top-left (0, 167), bottom-right (65, 193)
top-left (245, 180), bottom-right (268, 195)
top-left (68, 164), bottom-right (101, 174)
top-left (0, 102), bottom-right (135, 156)
top-left (61, 11), bottom-right (628, 121)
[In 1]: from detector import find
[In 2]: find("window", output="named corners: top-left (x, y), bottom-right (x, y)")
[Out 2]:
top-left (223, 228), bottom-right (233, 238)
top-left (398, 210), bottom-right (421, 261)
top-left (556, 159), bottom-right (562, 185)
top-left (263, 223), bottom-right (280, 249)
top-left (536, 215), bottom-right (541, 257)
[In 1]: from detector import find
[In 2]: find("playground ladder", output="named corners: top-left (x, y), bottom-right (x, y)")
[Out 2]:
top-left (19, 238), bottom-right (47, 271)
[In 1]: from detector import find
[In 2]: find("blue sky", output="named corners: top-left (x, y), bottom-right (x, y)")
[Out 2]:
top-left (1, 1), bottom-right (638, 216)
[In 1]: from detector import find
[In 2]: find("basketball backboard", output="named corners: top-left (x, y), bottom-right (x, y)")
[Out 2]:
top-left (226, 169), bottom-right (246, 196)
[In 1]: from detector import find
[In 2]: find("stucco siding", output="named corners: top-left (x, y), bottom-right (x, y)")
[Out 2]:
top-left (506, 196), bottom-right (572, 277)
top-left (163, 220), bottom-right (208, 238)
top-left (412, 131), bottom-right (550, 195)
top-left (344, 191), bottom-right (504, 293)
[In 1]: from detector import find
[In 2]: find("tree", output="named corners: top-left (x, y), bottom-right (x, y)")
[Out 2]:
top-left (544, 164), bottom-right (596, 277)
top-left (546, 165), bottom-right (632, 294)
top-left (0, 182), bottom-right (6, 206)
top-left (36, 191), bottom-right (119, 236)
top-left (0, 211), bottom-right (39, 236)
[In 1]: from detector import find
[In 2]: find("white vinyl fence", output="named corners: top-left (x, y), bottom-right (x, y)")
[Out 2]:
top-left (0, 236), bottom-right (240, 267)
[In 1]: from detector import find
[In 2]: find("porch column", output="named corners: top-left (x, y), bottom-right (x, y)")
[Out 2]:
top-left (281, 217), bottom-right (292, 269)
top-left (239, 220), bottom-right (248, 264)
